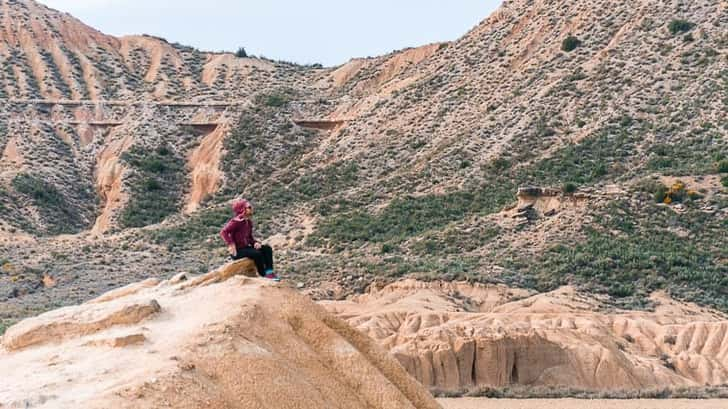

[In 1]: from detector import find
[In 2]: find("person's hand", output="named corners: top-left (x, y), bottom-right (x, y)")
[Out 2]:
top-left (254, 242), bottom-right (262, 250)
top-left (228, 245), bottom-right (236, 256)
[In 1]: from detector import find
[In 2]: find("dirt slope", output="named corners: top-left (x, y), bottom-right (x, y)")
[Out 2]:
top-left (0, 267), bottom-right (440, 409)
top-left (326, 280), bottom-right (728, 391)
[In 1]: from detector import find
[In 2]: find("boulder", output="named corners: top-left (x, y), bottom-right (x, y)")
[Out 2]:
top-left (0, 266), bottom-right (440, 409)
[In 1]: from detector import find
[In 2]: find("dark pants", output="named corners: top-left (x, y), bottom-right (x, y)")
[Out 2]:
top-left (232, 245), bottom-right (273, 276)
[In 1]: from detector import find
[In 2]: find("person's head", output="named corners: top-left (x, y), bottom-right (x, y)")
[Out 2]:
top-left (232, 198), bottom-right (254, 218)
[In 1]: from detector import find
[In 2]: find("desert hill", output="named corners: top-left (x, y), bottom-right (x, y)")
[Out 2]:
top-left (0, 266), bottom-right (441, 409)
top-left (0, 0), bottom-right (727, 394)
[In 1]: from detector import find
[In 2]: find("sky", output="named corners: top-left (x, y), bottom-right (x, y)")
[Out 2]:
top-left (39, 0), bottom-right (503, 67)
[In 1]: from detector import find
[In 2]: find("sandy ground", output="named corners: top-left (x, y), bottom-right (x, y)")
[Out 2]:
top-left (438, 398), bottom-right (728, 409)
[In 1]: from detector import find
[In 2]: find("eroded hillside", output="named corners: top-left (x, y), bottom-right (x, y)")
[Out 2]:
top-left (0, 0), bottom-right (726, 377)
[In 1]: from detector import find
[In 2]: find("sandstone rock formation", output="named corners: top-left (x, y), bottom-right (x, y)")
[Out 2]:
top-left (0, 267), bottom-right (441, 409)
top-left (326, 280), bottom-right (728, 391)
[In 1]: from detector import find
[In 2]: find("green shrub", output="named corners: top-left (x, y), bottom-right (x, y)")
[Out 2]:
top-left (668, 20), bottom-right (695, 35)
top-left (526, 129), bottom-right (630, 185)
top-left (11, 173), bottom-right (82, 234)
top-left (561, 36), bottom-right (581, 52)
top-left (120, 144), bottom-right (185, 228)
top-left (508, 201), bottom-right (728, 311)
top-left (12, 174), bottom-right (64, 207)
top-left (646, 134), bottom-right (727, 176)
top-left (563, 182), bottom-right (578, 194)
top-left (256, 92), bottom-right (289, 108)
top-left (722, 176), bottom-right (728, 188)
top-left (150, 206), bottom-right (230, 247)
top-left (310, 181), bottom-right (515, 247)
top-left (295, 162), bottom-right (359, 199)
top-left (489, 157), bottom-right (511, 171)
top-left (235, 47), bottom-right (247, 58)
top-left (718, 160), bottom-right (728, 173)
top-left (653, 184), bottom-right (668, 203)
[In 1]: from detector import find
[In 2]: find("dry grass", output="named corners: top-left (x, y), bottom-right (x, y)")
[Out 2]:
top-left (430, 385), bottom-right (728, 399)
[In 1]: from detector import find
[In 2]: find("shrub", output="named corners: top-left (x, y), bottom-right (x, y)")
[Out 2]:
top-left (660, 354), bottom-right (676, 371)
top-left (563, 182), bottom-right (578, 194)
top-left (12, 174), bottom-right (64, 207)
top-left (722, 176), bottom-right (728, 188)
top-left (256, 93), bottom-right (288, 107)
top-left (11, 173), bottom-right (82, 234)
top-left (514, 199), bottom-right (728, 312)
top-left (381, 243), bottom-right (395, 254)
top-left (119, 144), bottom-right (185, 228)
top-left (718, 160), bottom-right (728, 173)
top-left (562, 36), bottom-right (581, 52)
top-left (235, 47), bottom-right (247, 58)
top-left (490, 158), bottom-right (511, 171)
top-left (310, 181), bottom-right (515, 247)
top-left (668, 20), bottom-right (694, 35)
top-left (666, 181), bottom-right (686, 203)
top-left (527, 128), bottom-right (632, 185)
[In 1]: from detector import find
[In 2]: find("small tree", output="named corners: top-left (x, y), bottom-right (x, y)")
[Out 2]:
top-left (562, 36), bottom-right (581, 52)
top-left (235, 47), bottom-right (247, 58)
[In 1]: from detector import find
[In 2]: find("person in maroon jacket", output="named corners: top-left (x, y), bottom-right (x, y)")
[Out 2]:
top-left (220, 198), bottom-right (279, 281)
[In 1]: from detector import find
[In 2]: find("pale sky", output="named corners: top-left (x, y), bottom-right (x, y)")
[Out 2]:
top-left (39, 0), bottom-right (502, 67)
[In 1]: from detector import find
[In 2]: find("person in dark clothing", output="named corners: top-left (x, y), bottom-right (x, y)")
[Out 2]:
top-left (220, 198), bottom-right (279, 281)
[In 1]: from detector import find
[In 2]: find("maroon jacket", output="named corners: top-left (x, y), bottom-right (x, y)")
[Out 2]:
top-left (220, 217), bottom-right (257, 249)
top-left (220, 199), bottom-right (258, 249)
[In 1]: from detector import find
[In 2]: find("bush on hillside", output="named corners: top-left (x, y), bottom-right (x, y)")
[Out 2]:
top-left (235, 47), bottom-right (247, 58)
top-left (668, 19), bottom-right (694, 35)
top-left (119, 144), bottom-right (185, 228)
top-left (562, 36), bottom-right (581, 52)
top-left (662, 181), bottom-right (687, 204)
top-left (563, 182), bottom-right (578, 194)
top-left (254, 92), bottom-right (290, 108)
top-left (717, 160), bottom-right (728, 173)
top-left (12, 174), bottom-right (64, 207)
top-left (11, 173), bottom-right (82, 234)
top-left (653, 183), bottom-right (668, 203)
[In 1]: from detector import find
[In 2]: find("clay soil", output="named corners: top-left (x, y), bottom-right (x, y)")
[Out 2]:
top-left (438, 398), bottom-right (728, 409)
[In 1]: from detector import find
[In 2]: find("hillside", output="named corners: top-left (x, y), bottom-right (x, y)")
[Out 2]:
top-left (0, 0), bottom-right (726, 385)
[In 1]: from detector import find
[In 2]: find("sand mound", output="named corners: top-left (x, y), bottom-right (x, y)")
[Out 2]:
top-left (326, 279), bottom-right (728, 391)
top-left (0, 265), bottom-right (440, 409)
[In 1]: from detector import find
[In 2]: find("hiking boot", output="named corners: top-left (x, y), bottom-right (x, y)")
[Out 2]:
top-left (264, 272), bottom-right (281, 282)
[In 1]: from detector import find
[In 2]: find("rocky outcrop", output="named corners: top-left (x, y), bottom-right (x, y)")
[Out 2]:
top-left (327, 280), bottom-right (728, 391)
top-left (0, 267), bottom-right (440, 409)
top-left (3, 298), bottom-right (161, 351)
